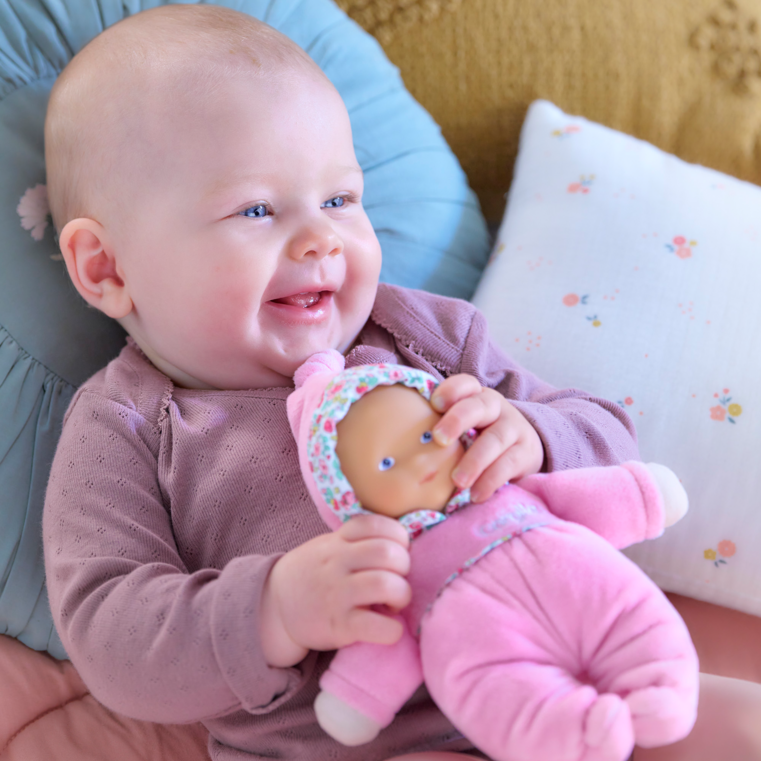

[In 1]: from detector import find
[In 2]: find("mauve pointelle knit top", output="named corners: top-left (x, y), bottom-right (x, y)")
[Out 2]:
top-left (43, 284), bottom-right (639, 761)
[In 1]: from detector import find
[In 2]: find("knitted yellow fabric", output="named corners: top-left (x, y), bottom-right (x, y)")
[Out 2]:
top-left (338, 0), bottom-right (761, 222)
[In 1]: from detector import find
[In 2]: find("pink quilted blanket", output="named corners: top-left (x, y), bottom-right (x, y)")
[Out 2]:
top-left (0, 634), bottom-right (209, 760)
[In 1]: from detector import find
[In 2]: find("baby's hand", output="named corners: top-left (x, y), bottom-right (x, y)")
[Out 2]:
top-left (260, 514), bottom-right (411, 667)
top-left (431, 374), bottom-right (545, 503)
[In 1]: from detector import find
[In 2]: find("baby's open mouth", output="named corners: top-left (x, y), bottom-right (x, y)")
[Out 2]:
top-left (271, 292), bottom-right (324, 308)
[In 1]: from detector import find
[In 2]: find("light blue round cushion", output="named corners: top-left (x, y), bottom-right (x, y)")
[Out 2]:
top-left (0, 0), bottom-right (489, 659)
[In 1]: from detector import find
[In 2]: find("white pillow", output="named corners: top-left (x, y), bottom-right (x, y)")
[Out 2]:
top-left (472, 100), bottom-right (761, 616)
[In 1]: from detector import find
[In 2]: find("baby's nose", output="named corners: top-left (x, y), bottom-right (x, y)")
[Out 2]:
top-left (288, 218), bottom-right (343, 260)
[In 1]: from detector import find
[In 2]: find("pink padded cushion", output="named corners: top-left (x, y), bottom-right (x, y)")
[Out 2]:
top-left (666, 594), bottom-right (761, 686)
top-left (0, 635), bottom-right (209, 760)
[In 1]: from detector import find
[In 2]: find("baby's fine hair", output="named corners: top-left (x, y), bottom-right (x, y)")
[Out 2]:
top-left (44, 4), bottom-right (324, 233)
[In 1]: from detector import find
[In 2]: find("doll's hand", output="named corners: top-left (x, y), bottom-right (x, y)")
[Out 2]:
top-left (260, 514), bottom-right (411, 667)
top-left (314, 690), bottom-right (383, 746)
top-left (646, 463), bottom-right (689, 528)
top-left (431, 374), bottom-right (545, 502)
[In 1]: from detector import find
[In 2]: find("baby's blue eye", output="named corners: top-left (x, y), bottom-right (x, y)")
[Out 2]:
top-left (378, 456), bottom-right (395, 471)
top-left (322, 197), bottom-right (345, 209)
top-left (420, 431), bottom-right (433, 444)
top-left (239, 205), bottom-right (268, 218)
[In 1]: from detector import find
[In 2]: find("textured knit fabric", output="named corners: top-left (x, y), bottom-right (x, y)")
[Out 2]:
top-left (339, 0), bottom-right (761, 222)
top-left (315, 466), bottom-right (699, 761)
top-left (42, 284), bottom-right (640, 761)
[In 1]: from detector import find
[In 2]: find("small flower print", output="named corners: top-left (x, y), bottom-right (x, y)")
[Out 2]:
top-left (718, 540), bottom-right (736, 558)
top-left (568, 175), bottom-right (595, 194)
top-left (563, 293), bottom-right (589, 307)
top-left (17, 184), bottom-right (51, 242)
top-left (710, 405), bottom-right (726, 421)
top-left (563, 294), bottom-right (601, 326)
top-left (323, 420), bottom-right (334, 433)
top-left (665, 235), bottom-right (697, 259)
top-left (552, 125), bottom-right (581, 139)
top-left (617, 396), bottom-right (644, 417)
top-left (711, 389), bottom-right (742, 423)
top-left (704, 540), bottom-right (736, 567)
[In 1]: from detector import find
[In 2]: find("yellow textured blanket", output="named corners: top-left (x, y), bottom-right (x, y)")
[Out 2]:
top-left (339, 0), bottom-right (761, 221)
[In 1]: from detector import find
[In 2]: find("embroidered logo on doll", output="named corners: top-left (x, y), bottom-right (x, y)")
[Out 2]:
top-left (474, 501), bottom-right (540, 538)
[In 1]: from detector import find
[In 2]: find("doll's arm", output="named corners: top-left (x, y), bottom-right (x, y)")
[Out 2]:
top-left (516, 461), bottom-right (688, 549)
top-left (315, 615), bottom-right (423, 745)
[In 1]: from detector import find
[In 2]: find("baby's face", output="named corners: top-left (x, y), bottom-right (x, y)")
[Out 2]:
top-left (112, 71), bottom-right (381, 389)
top-left (336, 384), bottom-right (465, 517)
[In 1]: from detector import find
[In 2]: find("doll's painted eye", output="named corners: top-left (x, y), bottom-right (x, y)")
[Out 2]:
top-left (378, 457), bottom-right (395, 471)
top-left (420, 431), bottom-right (433, 444)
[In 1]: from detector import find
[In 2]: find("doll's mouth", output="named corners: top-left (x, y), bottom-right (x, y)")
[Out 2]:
top-left (271, 291), bottom-right (325, 308)
top-left (420, 470), bottom-right (437, 484)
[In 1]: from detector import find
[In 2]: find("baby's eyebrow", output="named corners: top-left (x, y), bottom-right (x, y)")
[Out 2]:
top-left (205, 165), bottom-right (364, 201)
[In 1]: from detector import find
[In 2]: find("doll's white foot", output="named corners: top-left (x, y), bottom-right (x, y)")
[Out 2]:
top-left (646, 463), bottom-right (688, 528)
top-left (583, 693), bottom-right (634, 761)
top-left (626, 686), bottom-right (695, 748)
top-left (314, 690), bottom-right (382, 746)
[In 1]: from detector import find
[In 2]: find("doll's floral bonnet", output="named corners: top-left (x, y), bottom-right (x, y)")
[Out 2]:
top-left (287, 350), bottom-right (472, 535)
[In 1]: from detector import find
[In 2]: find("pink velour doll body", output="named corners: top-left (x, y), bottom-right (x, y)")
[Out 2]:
top-left (286, 351), bottom-right (699, 761)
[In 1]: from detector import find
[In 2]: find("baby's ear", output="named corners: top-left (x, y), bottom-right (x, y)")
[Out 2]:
top-left (58, 218), bottom-right (133, 319)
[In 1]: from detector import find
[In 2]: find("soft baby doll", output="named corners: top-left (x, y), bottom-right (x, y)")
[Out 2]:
top-left (287, 351), bottom-right (699, 761)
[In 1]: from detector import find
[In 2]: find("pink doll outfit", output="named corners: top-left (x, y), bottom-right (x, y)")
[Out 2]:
top-left (287, 351), bottom-right (699, 761)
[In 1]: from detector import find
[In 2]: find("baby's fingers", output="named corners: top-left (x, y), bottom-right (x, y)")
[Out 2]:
top-left (345, 537), bottom-right (410, 576)
top-left (430, 374), bottom-right (482, 414)
top-left (451, 419), bottom-right (517, 491)
top-left (349, 569), bottom-right (412, 613)
top-left (346, 609), bottom-right (404, 646)
top-left (468, 451), bottom-right (524, 502)
top-left (433, 388), bottom-right (502, 447)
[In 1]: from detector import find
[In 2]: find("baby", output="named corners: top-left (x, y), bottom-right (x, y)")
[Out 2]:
top-left (41, 4), bottom-right (688, 761)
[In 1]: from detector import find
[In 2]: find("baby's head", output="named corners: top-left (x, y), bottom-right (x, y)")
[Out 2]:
top-left (45, 5), bottom-right (381, 390)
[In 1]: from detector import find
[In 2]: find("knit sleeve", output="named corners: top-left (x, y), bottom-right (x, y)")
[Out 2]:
top-left (43, 388), bottom-right (309, 724)
top-left (457, 309), bottom-right (640, 471)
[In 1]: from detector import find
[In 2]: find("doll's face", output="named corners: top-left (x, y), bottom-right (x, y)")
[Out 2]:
top-left (335, 384), bottom-right (464, 518)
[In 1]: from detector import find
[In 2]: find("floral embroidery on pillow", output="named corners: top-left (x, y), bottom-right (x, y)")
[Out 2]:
top-left (552, 125), bottom-right (581, 139)
top-left (562, 293), bottom-right (603, 327)
top-left (704, 539), bottom-right (736, 567)
top-left (710, 389), bottom-right (743, 423)
top-left (665, 235), bottom-right (697, 260)
top-left (513, 331), bottom-right (542, 352)
top-left (17, 184), bottom-right (51, 243)
top-left (567, 174), bottom-right (595, 193)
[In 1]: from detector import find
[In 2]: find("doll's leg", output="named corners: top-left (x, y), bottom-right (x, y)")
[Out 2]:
top-left (420, 527), bottom-right (697, 761)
